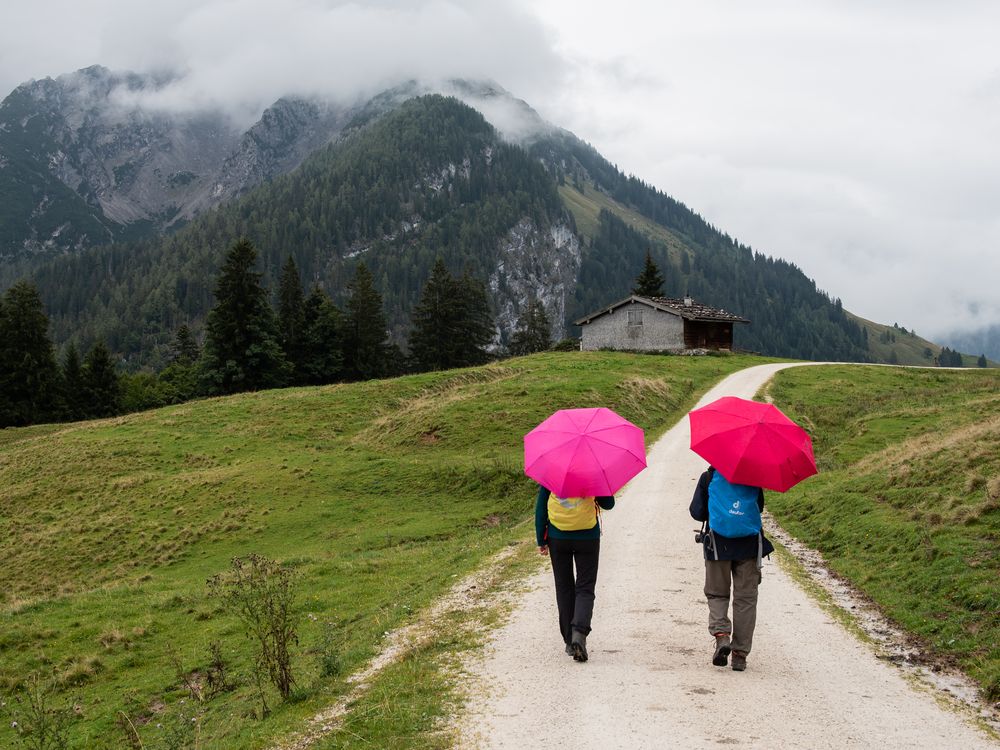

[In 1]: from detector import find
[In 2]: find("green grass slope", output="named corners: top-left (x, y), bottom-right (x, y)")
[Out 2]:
top-left (558, 181), bottom-right (693, 267)
top-left (0, 351), bottom-right (763, 748)
top-left (848, 312), bottom-right (997, 367)
top-left (766, 365), bottom-right (1000, 702)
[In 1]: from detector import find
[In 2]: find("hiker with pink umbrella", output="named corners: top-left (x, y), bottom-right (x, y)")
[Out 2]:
top-left (525, 407), bottom-right (646, 662)
top-left (687, 396), bottom-right (817, 672)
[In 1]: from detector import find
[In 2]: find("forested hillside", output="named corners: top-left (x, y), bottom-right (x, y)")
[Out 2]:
top-left (21, 95), bottom-right (567, 366)
top-left (4, 89), bottom-right (889, 367)
top-left (533, 132), bottom-right (870, 361)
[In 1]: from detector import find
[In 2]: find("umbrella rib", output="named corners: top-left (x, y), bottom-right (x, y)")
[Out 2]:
top-left (582, 432), bottom-right (646, 462)
top-left (581, 435), bottom-right (613, 495)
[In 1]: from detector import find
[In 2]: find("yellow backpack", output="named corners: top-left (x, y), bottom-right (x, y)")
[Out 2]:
top-left (547, 493), bottom-right (598, 531)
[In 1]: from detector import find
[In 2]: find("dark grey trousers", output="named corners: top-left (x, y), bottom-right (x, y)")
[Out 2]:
top-left (705, 558), bottom-right (761, 655)
top-left (548, 537), bottom-right (600, 643)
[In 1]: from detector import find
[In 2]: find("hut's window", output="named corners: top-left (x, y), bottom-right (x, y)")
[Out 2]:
top-left (627, 308), bottom-right (643, 327)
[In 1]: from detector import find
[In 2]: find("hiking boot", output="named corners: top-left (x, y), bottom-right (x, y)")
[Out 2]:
top-left (570, 629), bottom-right (589, 662)
top-left (731, 651), bottom-right (747, 672)
top-left (712, 634), bottom-right (732, 667)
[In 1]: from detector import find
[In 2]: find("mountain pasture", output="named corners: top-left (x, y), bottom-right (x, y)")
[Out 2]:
top-left (0, 352), bottom-right (756, 747)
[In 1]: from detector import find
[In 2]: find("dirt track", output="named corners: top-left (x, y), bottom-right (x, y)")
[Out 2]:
top-left (454, 363), bottom-right (998, 749)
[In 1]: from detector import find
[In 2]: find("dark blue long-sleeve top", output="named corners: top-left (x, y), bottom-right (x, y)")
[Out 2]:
top-left (535, 485), bottom-right (615, 547)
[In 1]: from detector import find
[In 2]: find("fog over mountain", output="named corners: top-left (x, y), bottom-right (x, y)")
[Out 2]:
top-left (2, 0), bottom-right (999, 341)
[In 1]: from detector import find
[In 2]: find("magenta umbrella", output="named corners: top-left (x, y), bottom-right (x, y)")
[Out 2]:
top-left (688, 396), bottom-right (817, 492)
top-left (524, 407), bottom-right (647, 498)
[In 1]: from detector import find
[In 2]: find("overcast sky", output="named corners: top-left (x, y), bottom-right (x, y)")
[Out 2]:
top-left (2, 0), bottom-right (998, 339)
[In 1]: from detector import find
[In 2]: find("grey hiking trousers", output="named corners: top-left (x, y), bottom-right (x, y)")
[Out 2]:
top-left (705, 558), bottom-right (761, 655)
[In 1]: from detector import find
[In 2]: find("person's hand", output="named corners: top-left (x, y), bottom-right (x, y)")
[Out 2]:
top-left (538, 545), bottom-right (549, 556)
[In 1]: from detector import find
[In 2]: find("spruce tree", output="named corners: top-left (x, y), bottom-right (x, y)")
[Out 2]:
top-left (509, 300), bottom-right (552, 356)
top-left (632, 250), bottom-right (665, 297)
top-left (170, 324), bottom-right (200, 365)
top-left (82, 341), bottom-right (122, 418)
top-left (161, 326), bottom-right (201, 402)
top-left (0, 281), bottom-right (61, 427)
top-left (343, 263), bottom-right (389, 381)
top-left (300, 287), bottom-right (344, 384)
top-left (277, 255), bottom-right (307, 381)
top-left (201, 238), bottom-right (290, 394)
top-left (409, 261), bottom-right (494, 371)
top-left (454, 272), bottom-right (494, 367)
top-left (978, 353), bottom-right (988, 368)
top-left (409, 258), bottom-right (460, 371)
top-left (61, 342), bottom-right (86, 421)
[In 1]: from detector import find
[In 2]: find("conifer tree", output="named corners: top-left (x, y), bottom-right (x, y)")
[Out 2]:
top-left (632, 250), bottom-right (665, 297)
top-left (509, 300), bottom-right (552, 356)
top-left (277, 255), bottom-right (307, 381)
top-left (454, 272), bottom-right (494, 366)
top-left (82, 341), bottom-right (122, 418)
top-left (61, 342), bottom-right (86, 421)
top-left (161, 325), bottom-right (202, 402)
top-left (170, 324), bottom-right (200, 365)
top-left (978, 353), bottom-right (988, 368)
top-left (0, 281), bottom-right (61, 427)
top-left (409, 261), bottom-right (495, 371)
top-left (299, 287), bottom-right (344, 384)
top-left (343, 263), bottom-right (389, 381)
top-left (409, 258), bottom-right (460, 371)
top-left (201, 239), bottom-right (290, 394)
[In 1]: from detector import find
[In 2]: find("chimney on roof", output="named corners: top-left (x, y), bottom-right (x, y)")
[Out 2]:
top-left (683, 294), bottom-right (693, 307)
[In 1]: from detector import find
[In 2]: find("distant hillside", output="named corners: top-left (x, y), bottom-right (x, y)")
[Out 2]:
top-left (848, 313), bottom-right (997, 367)
top-left (940, 323), bottom-right (1000, 363)
top-left (533, 130), bottom-right (870, 361)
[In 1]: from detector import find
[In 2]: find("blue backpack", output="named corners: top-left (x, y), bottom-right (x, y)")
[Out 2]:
top-left (708, 470), bottom-right (762, 538)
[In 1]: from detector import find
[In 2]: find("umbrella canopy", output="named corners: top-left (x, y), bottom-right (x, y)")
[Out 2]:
top-left (524, 407), bottom-right (646, 498)
top-left (688, 396), bottom-right (817, 492)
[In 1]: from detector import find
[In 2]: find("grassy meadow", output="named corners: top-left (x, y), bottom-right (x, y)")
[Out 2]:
top-left (557, 181), bottom-right (693, 266)
top-left (0, 351), bottom-right (762, 748)
top-left (765, 364), bottom-right (1000, 702)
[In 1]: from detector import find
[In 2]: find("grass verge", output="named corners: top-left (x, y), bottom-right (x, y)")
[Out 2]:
top-left (766, 364), bottom-right (1000, 703)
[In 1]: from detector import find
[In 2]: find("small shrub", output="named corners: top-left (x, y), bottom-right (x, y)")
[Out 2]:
top-left (3, 673), bottom-right (73, 750)
top-left (317, 622), bottom-right (342, 678)
top-left (551, 338), bottom-right (579, 352)
top-left (157, 706), bottom-right (201, 750)
top-left (208, 554), bottom-right (300, 701)
top-left (204, 642), bottom-right (235, 699)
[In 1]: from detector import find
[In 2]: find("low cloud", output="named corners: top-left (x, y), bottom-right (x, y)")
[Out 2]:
top-left (1, 0), bottom-right (563, 126)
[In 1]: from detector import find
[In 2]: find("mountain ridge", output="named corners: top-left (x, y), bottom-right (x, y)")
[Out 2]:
top-left (0, 66), bottom-right (989, 368)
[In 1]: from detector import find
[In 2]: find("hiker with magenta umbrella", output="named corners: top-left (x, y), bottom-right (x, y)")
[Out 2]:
top-left (524, 407), bottom-right (646, 662)
top-left (687, 396), bottom-right (817, 672)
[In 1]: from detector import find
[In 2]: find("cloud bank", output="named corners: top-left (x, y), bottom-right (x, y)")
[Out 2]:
top-left (0, 0), bottom-right (563, 125)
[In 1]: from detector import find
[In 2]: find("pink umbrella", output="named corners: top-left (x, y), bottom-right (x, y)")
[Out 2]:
top-left (688, 396), bottom-right (817, 492)
top-left (524, 407), bottom-right (646, 497)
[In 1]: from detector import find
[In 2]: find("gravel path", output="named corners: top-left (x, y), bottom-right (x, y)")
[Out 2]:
top-left (454, 363), bottom-right (998, 750)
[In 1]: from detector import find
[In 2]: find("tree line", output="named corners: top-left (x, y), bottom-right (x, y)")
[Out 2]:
top-left (0, 238), bottom-right (553, 428)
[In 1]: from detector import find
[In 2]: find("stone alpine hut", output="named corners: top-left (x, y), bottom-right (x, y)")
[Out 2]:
top-left (573, 295), bottom-right (749, 352)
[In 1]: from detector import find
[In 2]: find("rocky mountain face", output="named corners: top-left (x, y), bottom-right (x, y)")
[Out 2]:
top-left (0, 66), bottom-right (361, 257)
top-left (489, 220), bottom-right (580, 344)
